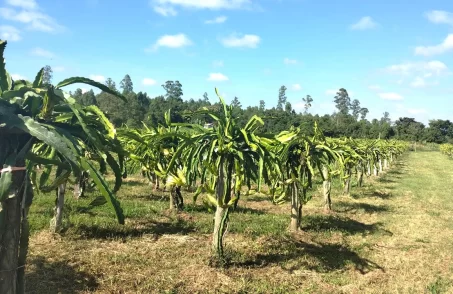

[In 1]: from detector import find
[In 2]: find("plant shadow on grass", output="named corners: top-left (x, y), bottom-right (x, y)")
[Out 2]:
top-left (301, 214), bottom-right (393, 236)
top-left (72, 218), bottom-right (196, 240)
top-left (335, 201), bottom-right (390, 214)
top-left (184, 203), bottom-right (266, 215)
top-left (26, 256), bottom-right (98, 294)
top-left (232, 236), bottom-right (384, 274)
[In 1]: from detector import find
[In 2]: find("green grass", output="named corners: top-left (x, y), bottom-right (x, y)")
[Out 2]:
top-left (25, 150), bottom-right (453, 293)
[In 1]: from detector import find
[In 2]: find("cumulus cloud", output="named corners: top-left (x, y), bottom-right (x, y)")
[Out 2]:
top-left (379, 92), bottom-right (403, 100)
top-left (283, 58), bottom-right (298, 65)
top-left (386, 60), bottom-right (448, 76)
top-left (30, 47), bottom-right (54, 58)
top-left (220, 33), bottom-right (260, 48)
top-left (142, 78), bottom-right (157, 86)
top-left (325, 89), bottom-right (337, 95)
top-left (6, 0), bottom-right (37, 10)
top-left (205, 16), bottom-right (227, 24)
top-left (152, 0), bottom-right (250, 10)
top-left (0, 3), bottom-right (64, 33)
top-left (150, 0), bottom-right (252, 16)
top-left (89, 75), bottom-right (106, 83)
top-left (291, 84), bottom-right (302, 91)
top-left (0, 25), bottom-right (21, 41)
top-left (414, 34), bottom-right (453, 56)
top-left (207, 72), bottom-right (229, 81)
top-left (153, 6), bottom-right (177, 16)
top-left (146, 33), bottom-right (192, 52)
top-left (425, 10), bottom-right (453, 26)
top-left (350, 16), bottom-right (378, 30)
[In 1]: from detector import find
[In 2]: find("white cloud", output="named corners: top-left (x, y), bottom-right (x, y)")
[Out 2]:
top-left (0, 25), bottom-right (21, 41)
top-left (147, 33), bottom-right (192, 51)
top-left (0, 7), bottom-right (63, 33)
top-left (350, 16), bottom-right (378, 30)
top-left (291, 83), bottom-right (302, 91)
top-left (220, 33), bottom-right (260, 48)
top-left (142, 78), bottom-right (157, 86)
top-left (386, 60), bottom-right (448, 76)
top-left (153, 6), bottom-right (177, 16)
top-left (414, 34), bottom-right (453, 56)
top-left (368, 85), bottom-right (381, 91)
top-left (410, 77), bottom-right (426, 88)
top-left (283, 58), bottom-right (298, 65)
top-left (205, 15), bottom-right (227, 24)
top-left (30, 47), bottom-right (54, 58)
top-left (212, 60), bottom-right (224, 67)
top-left (425, 10), bottom-right (453, 26)
top-left (152, 0), bottom-right (250, 10)
top-left (81, 88), bottom-right (89, 94)
top-left (207, 72), bottom-right (229, 81)
top-left (379, 92), bottom-right (403, 100)
top-left (89, 75), bottom-right (105, 83)
top-left (5, 0), bottom-right (37, 10)
top-left (410, 76), bottom-right (439, 88)
top-left (263, 68), bottom-right (272, 75)
top-left (407, 108), bottom-right (427, 115)
top-left (11, 73), bottom-right (26, 80)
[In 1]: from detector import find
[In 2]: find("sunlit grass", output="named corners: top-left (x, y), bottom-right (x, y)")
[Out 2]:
top-left (25, 151), bottom-right (453, 293)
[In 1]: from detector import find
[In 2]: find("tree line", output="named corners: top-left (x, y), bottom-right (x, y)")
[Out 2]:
top-left (36, 66), bottom-right (449, 143)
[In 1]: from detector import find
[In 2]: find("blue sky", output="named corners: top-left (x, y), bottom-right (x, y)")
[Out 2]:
top-left (1, 0), bottom-right (453, 124)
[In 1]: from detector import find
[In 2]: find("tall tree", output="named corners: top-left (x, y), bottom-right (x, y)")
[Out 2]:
top-left (350, 99), bottom-right (361, 120)
top-left (277, 85), bottom-right (287, 111)
top-left (285, 101), bottom-right (292, 113)
top-left (120, 74), bottom-right (134, 94)
top-left (71, 88), bottom-right (83, 100)
top-left (231, 96), bottom-right (241, 108)
top-left (105, 78), bottom-right (117, 90)
top-left (162, 80), bottom-right (183, 100)
top-left (42, 65), bottom-right (53, 86)
top-left (79, 89), bottom-right (97, 106)
top-left (359, 108), bottom-right (369, 120)
top-left (136, 91), bottom-right (150, 109)
top-left (381, 111), bottom-right (391, 124)
top-left (302, 95), bottom-right (313, 114)
top-left (333, 88), bottom-right (350, 115)
top-left (203, 92), bottom-right (209, 103)
top-left (259, 100), bottom-right (265, 112)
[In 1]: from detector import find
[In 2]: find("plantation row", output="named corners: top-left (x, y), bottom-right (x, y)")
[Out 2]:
top-left (0, 40), bottom-right (407, 293)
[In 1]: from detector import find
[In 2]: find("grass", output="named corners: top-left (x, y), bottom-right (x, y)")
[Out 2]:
top-left (25, 150), bottom-right (453, 293)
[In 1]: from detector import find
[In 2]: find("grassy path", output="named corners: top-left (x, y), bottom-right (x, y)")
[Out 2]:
top-left (25, 151), bottom-right (453, 293)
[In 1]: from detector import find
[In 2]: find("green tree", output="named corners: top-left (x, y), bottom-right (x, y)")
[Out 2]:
top-left (302, 95), bottom-right (313, 114)
top-left (333, 88), bottom-right (350, 115)
top-left (42, 65), bottom-right (53, 86)
top-left (162, 80), bottom-right (183, 100)
top-left (105, 78), bottom-right (116, 90)
top-left (259, 100), bottom-right (265, 112)
top-left (359, 107), bottom-right (369, 120)
top-left (120, 74), bottom-right (133, 94)
top-left (277, 85), bottom-right (287, 111)
top-left (350, 99), bottom-right (361, 120)
top-left (78, 89), bottom-right (97, 106)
